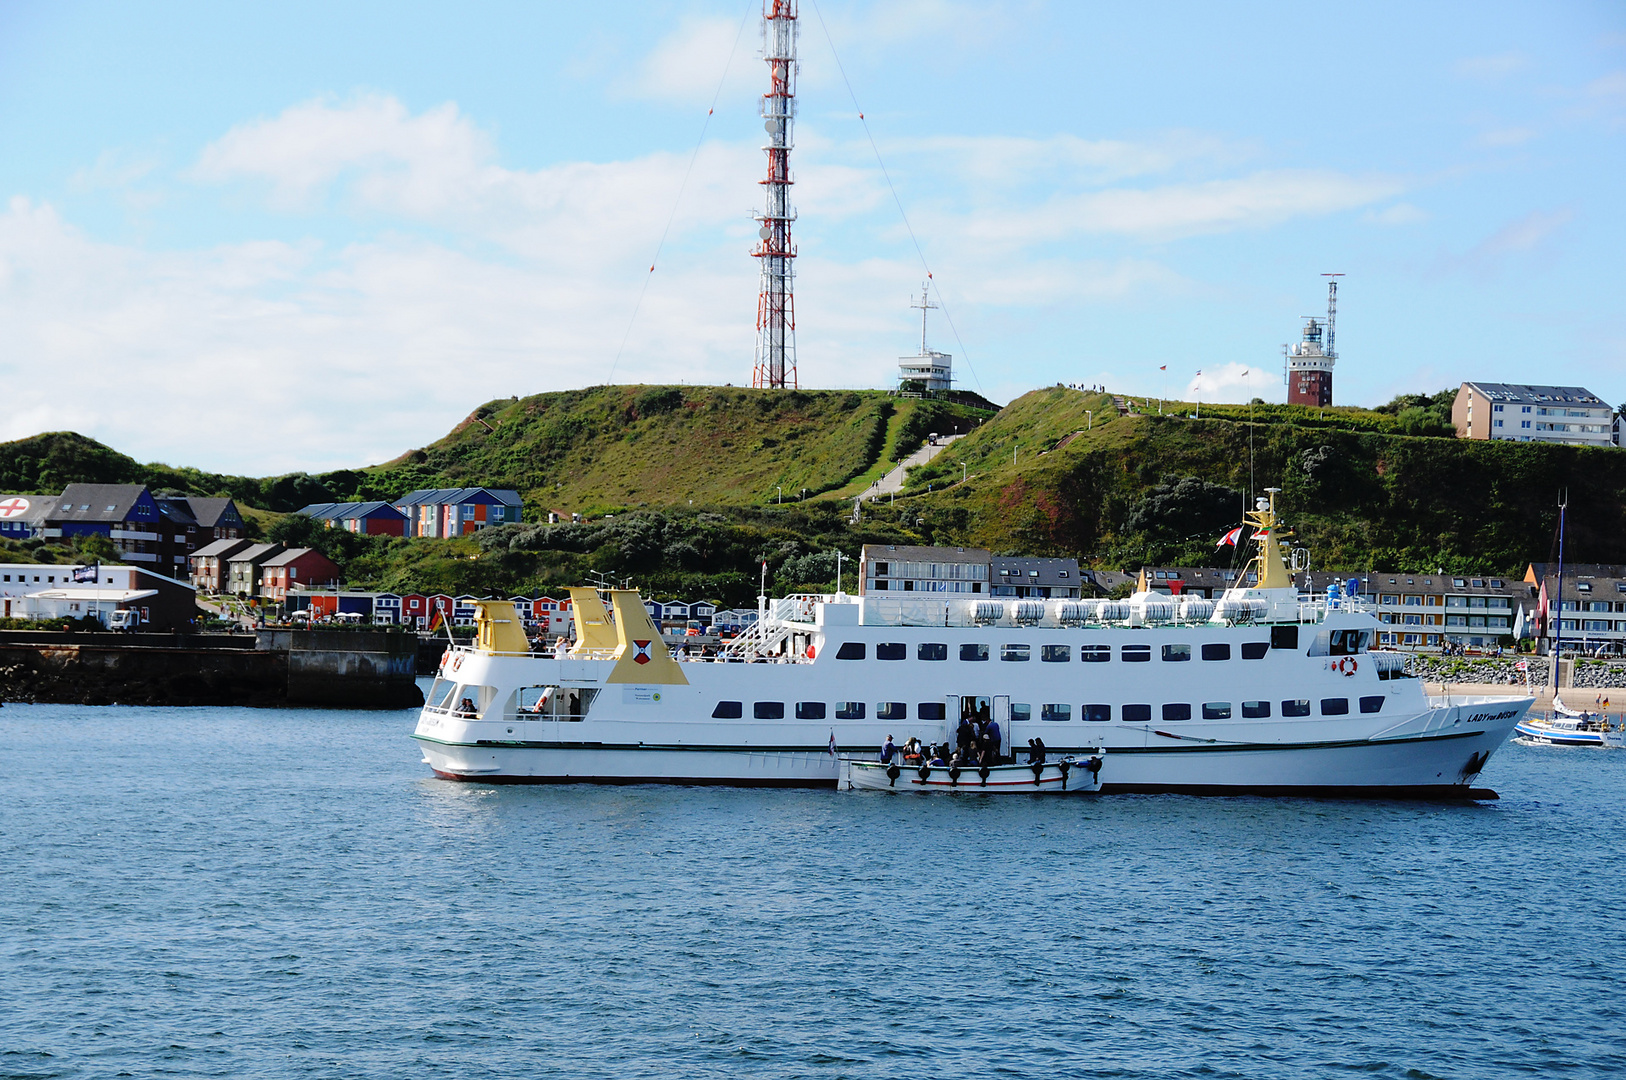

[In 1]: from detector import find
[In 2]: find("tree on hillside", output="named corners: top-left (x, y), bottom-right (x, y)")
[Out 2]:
top-left (1124, 476), bottom-right (1245, 541)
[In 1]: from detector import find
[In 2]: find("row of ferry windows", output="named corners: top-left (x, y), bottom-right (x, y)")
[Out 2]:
top-left (710, 697), bottom-right (1385, 721)
top-left (833, 641), bottom-right (1276, 662)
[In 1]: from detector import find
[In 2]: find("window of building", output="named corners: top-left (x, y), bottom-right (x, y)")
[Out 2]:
top-left (960, 643), bottom-right (988, 661)
top-left (1453, 578), bottom-right (1466, 587)
top-left (1241, 700), bottom-right (1271, 718)
top-left (876, 642), bottom-right (906, 661)
top-left (712, 701), bottom-right (743, 719)
top-left (1162, 703), bottom-right (1192, 722)
top-left (1083, 704), bottom-right (1111, 722)
top-left (754, 702), bottom-right (785, 720)
top-left (1202, 702), bottom-right (1231, 720)
top-left (1080, 645), bottom-right (1110, 663)
top-left (1282, 699), bottom-right (1312, 717)
top-left (1162, 644), bottom-right (1191, 662)
top-left (1404, 596), bottom-right (1422, 606)
top-left (918, 702), bottom-right (946, 721)
top-left (1122, 644), bottom-right (1151, 662)
top-left (1201, 643), bottom-right (1231, 661)
top-left (1321, 698), bottom-right (1350, 715)
top-left (835, 642), bottom-right (866, 660)
top-left (1041, 704), bottom-right (1072, 722)
top-left (1122, 704), bottom-right (1152, 722)
top-left (1041, 644), bottom-right (1071, 662)
top-left (1001, 644), bottom-right (1030, 662)
top-left (918, 643), bottom-right (947, 661)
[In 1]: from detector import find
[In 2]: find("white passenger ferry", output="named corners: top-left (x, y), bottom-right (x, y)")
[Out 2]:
top-left (413, 492), bottom-right (1532, 797)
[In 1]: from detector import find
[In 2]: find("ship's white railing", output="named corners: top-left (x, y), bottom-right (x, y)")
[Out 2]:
top-left (715, 593), bottom-right (824, 661)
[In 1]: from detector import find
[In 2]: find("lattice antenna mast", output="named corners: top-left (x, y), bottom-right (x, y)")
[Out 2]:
top-left (752, 0), bottom-right (799, 390)
top-left (1322, 273), bottom-right (1344, 360)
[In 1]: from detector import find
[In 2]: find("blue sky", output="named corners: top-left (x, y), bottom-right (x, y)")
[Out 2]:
top-left (1, 0), bottom-right (1622, 474)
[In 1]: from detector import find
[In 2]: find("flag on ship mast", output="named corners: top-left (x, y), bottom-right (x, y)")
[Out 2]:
top-left (1216, 526), bottom-right (1243, 548)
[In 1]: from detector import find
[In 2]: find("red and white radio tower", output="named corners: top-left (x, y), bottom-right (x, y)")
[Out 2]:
top-left (751, 0), bottom-right (798, 389)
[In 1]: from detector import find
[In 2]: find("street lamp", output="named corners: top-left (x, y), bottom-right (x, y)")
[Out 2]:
top-left (776, 486), bottom-right (782, 504)
top-left (1086, 410), bottom-right (1092, 430)
top-left (960, 461), bottom-right (967, 483)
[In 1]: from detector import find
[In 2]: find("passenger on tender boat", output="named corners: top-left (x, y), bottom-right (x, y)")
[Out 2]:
top-left (880, 735), bottom-right (897, 764)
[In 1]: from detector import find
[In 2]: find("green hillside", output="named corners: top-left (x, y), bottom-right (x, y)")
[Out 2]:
top-left (903, 386), bottom-right (1626, 574)
top-left (4, 384), bottom-right (1622, 597)
top-left (0, 388), bottom-right (995, 513)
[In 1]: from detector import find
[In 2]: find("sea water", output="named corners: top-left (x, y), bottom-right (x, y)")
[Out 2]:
top-left (2, 699), bottom-right (1623, 1079)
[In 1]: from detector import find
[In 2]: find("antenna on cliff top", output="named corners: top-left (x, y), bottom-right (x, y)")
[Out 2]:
top-left (1322, 273), bottom-right (1344, 360)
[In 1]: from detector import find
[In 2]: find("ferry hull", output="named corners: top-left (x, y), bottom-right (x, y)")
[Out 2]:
top-left (416, 700), bottom-right (1528, 798)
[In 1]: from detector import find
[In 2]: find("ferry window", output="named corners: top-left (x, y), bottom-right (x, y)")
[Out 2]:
top-left (1041, 703), bottom-right (1072, 722)
top-left (960, 643), bottom-right (988, 661)
top-left (835, 702), bottom-right (865, 720)
top-left (1359, 696), bottom-right (1385, 714)
top-left (1080, 645), bottom-right (1110, 663)
top-left (835, 642), bottom-right (866, 660)
top-left (1122, 704), bottom-right (1151, 722)
top-left (1241, 700), bottom-right (1270, 718)
top-left (795, 702), bottom-right (826, 720)
top-left (427, 679), bottom-right (457, 711)
top-left (1282, 699), bottom-right (1311, 717)
top-left (1320, 698), bottom-right (1350, 716)
top-left (1202, 702), bottom-right (1232, 719)
top-left (754, 702), bottom-right (785, 720)
top-left (1201, 643), bottom-right (1231, 661)
top-left (876, 642), bottom-right (906, 660)
top-left (1241, 642), bottom-right (1269, 660)
top-left (918, 642), bottom-right (947, 661)
top-left (878, 702), bottom-right (907, 721)
top-left (712, 701), bottom-right (743, 719)
top-left (1010, 703), bottom-right (1032, 722)
top-left (1122, 644), bottom-right (1151, 663)
top-left (1270, 626), bottom-right (1299, 651)
top-left (918, 702), bottom-right (946, 721)
top-left (1162, 703), bottom-right (1192, 722)
top-left (1001, 644), bottom-right (1030, 662)
top-left (1162, 644), bottom-right (1191, 662)
top-left (1328, 629), bottom-right (1362, 656)
top-left (1083, 704), bottom-right (1111, 722)
top-left (1041, 644), bottom-right (1070, 662)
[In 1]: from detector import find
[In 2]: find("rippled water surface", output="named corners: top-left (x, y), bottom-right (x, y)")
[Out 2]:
top-left (3, 700), bottom-right (1623, 1079)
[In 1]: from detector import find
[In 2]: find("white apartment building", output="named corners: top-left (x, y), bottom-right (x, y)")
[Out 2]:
top-left (1453, 382), bottom-right (1617, 447)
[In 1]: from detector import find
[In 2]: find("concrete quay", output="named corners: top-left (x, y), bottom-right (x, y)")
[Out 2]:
top-left (0, 629), bottom-right (422, 709)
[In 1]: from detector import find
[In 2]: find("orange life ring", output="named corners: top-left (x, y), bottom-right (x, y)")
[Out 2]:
top-left (451, 653), bottom-right (464, 672)
top-left (1338, 657), bottom-right (1357, 677)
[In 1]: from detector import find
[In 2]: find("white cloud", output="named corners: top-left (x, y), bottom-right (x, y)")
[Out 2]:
top-left (1475, 126), bottom-right (1537, 148)
top-left (631, 15), bottom-right (755, 103)
top-left (1187, 363), bottom-right (1277, 404)
top-left (1365, 202), bottom-right (1429, 226)
top-left (957, 169), bottom-right (1403, 244)
top-left (1453, 52), bottom-right (1529, 79)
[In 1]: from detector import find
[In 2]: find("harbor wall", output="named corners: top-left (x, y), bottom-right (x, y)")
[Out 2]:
top-left (0, 629), bottom-right (422, 708)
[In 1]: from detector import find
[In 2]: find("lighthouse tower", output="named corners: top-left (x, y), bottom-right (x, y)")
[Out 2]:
top-left (1285, 275), bottom-right (1341, 406)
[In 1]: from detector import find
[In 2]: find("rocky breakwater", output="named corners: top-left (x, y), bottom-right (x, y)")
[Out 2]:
top-left (0, 629), bottom-right (423, 708)
top-left (1406, 655), bottom-right (1626, 690)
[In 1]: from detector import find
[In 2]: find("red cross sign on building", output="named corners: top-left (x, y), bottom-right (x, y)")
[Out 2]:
top-left (0, 497), bottom-right (30, 519)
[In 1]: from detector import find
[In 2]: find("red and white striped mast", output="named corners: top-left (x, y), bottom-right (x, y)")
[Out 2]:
top-left (752, 0), bottom-right (798, 389)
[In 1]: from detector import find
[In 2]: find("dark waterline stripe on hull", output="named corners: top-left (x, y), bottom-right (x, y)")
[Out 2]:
top-left (429, 769), bottom-right (1498, 799)
top-left (414, 729), bottom-right (1487, 755)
